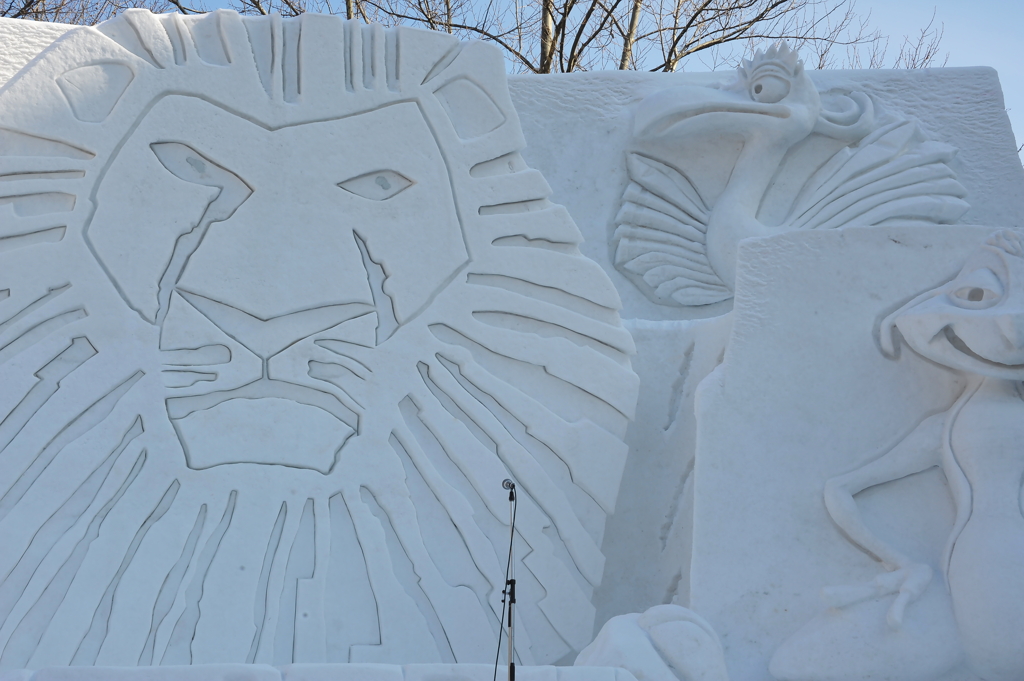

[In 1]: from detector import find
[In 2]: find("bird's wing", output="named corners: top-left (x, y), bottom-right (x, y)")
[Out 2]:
top-left (612, 154), bottom-right (729, 307)
top-left (786, 118), bottom-right (970, 231)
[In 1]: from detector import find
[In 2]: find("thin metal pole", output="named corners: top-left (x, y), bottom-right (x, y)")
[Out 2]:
top-left (507, 486), bottom-right (515, 681)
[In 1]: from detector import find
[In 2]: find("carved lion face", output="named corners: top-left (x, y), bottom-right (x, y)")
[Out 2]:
top-left (88, 97), bottom-right (469, 472)
top-left (0, 12), bottom-right (636, 670)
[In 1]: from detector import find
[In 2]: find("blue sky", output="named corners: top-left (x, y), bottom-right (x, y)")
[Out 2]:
top-left (197, 0), bottom-right (1021, 153)
top-left (862, 0), bottom-right (1022, 152)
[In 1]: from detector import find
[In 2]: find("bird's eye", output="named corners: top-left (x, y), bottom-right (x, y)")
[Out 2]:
top-left (338, 170), bottom-right (413, 201)
top-left (949, 267), bottom-right (1003, 308)
top-left (749, 75), bottom-right (790, 103)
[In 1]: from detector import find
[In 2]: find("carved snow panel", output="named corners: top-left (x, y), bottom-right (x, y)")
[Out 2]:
top-left (689, 225), bottom-right (993, 681)
top-left (0, 11), bottom-right (637, 670)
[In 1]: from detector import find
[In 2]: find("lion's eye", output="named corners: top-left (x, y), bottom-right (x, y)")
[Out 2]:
top-left (338, 170), bottom-right (413, 201)
top-left (949, 267), bottom-right (1003, 308)
top-left (151, 142), bottom-right (234, 187)
top-left (749, 75), bottom-right (790, 103)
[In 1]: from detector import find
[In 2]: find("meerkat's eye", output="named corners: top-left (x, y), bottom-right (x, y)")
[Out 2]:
top-left (953, 286), bottom-right (994, 302)
top-left (949, 267), bottom-right (1003, 309)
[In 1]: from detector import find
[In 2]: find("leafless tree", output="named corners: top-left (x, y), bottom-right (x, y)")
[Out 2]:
top-left (806, 8), bottom-right (946, 70)
top-left (2, 0), bottom-right (167, 24)
top-left (207, 0), bottom-right (946, 73)
top-left (5, 0), bottom-right (945, 75)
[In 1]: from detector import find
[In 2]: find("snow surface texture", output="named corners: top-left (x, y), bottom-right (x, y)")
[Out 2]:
top-left (0, 663), bottom-right (637, 681)
top-left (0, 19), bottom-right (73, 86)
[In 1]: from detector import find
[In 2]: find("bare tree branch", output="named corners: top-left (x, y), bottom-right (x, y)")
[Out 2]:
top-left (6, 0), bottom-right (947, 78)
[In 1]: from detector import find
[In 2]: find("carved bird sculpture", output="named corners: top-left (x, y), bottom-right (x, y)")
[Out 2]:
top-left (614, 43), bottom-right (971, 307)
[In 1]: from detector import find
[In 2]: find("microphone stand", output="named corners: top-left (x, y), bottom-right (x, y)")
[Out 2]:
top-left (494, 479), bottom-right (517, 681)
top-left (505, 481), bottom-right (516, 681)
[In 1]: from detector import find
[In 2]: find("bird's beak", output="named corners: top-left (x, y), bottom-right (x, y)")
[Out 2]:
top-left (634, 85), bottom-right (789, 138)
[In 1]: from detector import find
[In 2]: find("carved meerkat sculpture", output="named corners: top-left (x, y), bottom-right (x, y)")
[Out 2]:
top-left (773, 229), bottom-right (1024, 681)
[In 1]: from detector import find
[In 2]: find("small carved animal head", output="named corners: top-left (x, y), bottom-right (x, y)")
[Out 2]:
top-left (730, 42), bottom-right (810, 106)
top-left (633, 42), bottom-right (822, 145)
top-left (881, 229), bottom-right (1024, 379)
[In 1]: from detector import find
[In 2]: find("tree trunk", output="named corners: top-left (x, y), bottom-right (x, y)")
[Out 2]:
top-left (619, 0), bottom-right (641, 69)
top-left (540, 0), bottom-right (555, 72)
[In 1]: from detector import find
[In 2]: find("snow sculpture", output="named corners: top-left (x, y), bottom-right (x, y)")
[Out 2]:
top-left (0, 11), bottom-right (637, 669)
top-left (613, 43), bottom-right (971, 307)
top-left (771, 229), bottom-right (1024, 681)
top-left (576, 605), bottom-right (729, 681)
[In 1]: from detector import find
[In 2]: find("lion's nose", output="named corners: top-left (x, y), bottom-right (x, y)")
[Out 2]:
top-left (177, 289), bottom-right (373, 359)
